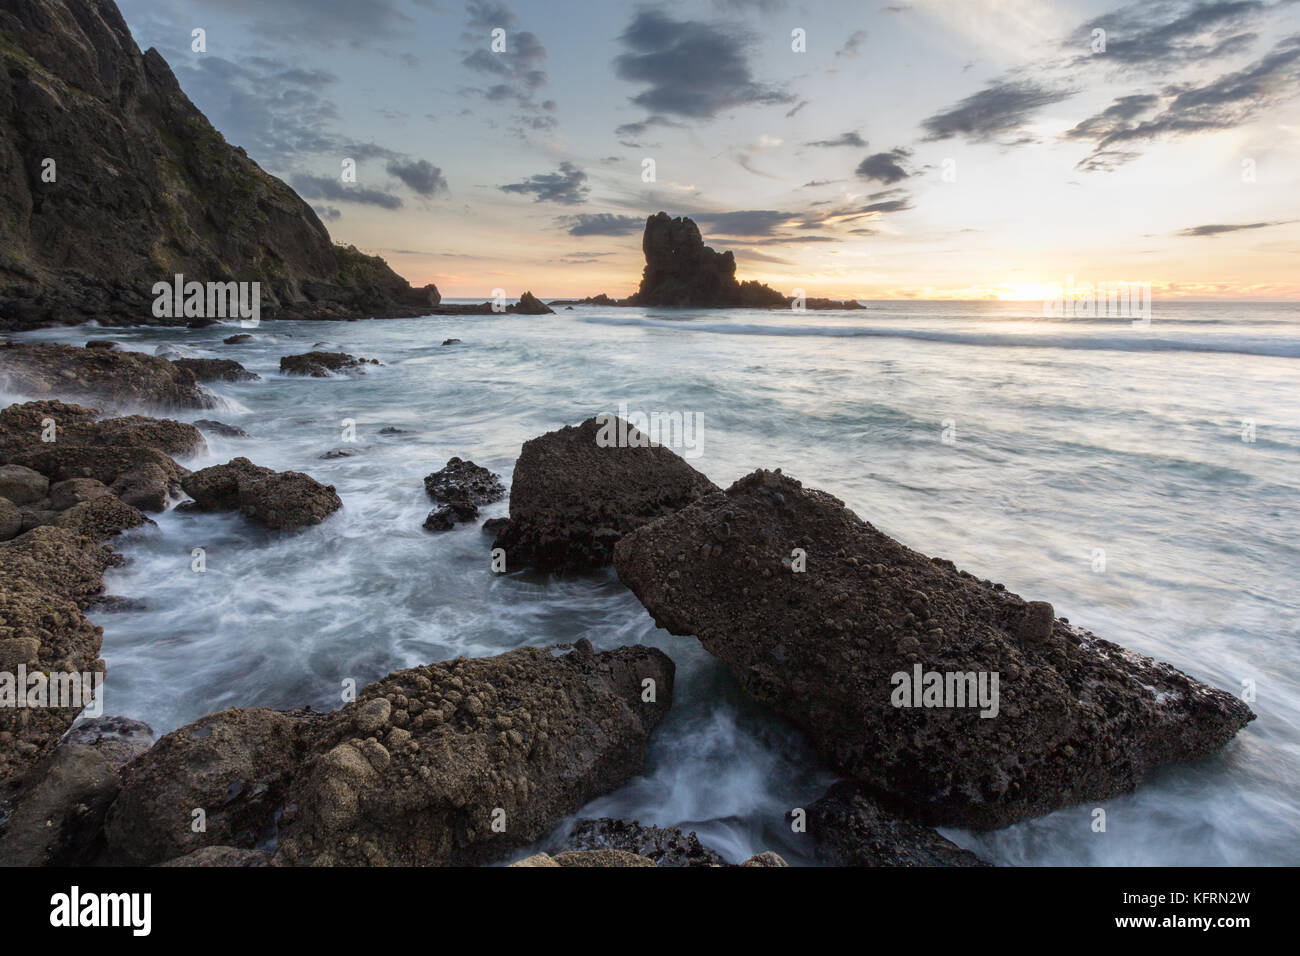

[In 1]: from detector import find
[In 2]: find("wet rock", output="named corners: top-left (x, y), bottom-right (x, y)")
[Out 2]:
top-left (0, 744), bottom-right (119, 866)
top-left (551, 849), bottom-right (656, 867)
top-left (64, 716), bottom-right (155, 770)
top-left (492, 416), bottom-right (717, 572)
top-left (423, 502), bottom-right (479, 532)
top-left (193, 420), bottom-right (252, 439)
top-left (171, 357), bottom-right (259, 383)
top-left (180, 457), bottom-right (341, 530)
top-left (104, 708), bottom-right (309, 866)
top-left (274, 643), bottom-right (674, 866)
top-left (0, 343), bottom-right (213, 409)
top-left (85, 341), bottom-right (119, 350)
top-left (424, 457), bottom-right (505, 508)
top-left (54, 493), bottom-right (153, 540)
top-left (48, 477), bottom-right (110, 511)
top-left (806, 782), bottom-right (990, 866)
top-left (740, 852), bottom-right (788, 867)
top-left (613, 469), bottom-right (1257, 830)
top-left (566, 817), bottom-right (726, 867)
top-left (509, 291), bottom-right (554, 315)
top-left (481, 516), bottom-right (510, 537)
top-left (157, 846), bottom-right (272, 867)
top-left (0, 464), bottom-right (48, 504)
top-left (441, 338), bottom-right (461, 346)
top-left (222, 334), bottom-right (253, 345)
top-left (279, 351), bottom-right (378, 377)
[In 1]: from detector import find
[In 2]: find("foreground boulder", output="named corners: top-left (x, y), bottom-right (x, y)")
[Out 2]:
top-left (806, 782), bottom-right (989, 866)
top-left (614, 469), bottom-right (1256, 830)
top-left (492, 416), bottom-right (717, 572)
top-left (180, 457), bottom-right (341, 529)
top-left (275, 642), bottom-right (674, 865)
top-left (279, 351), bottom-right (378, 377)
top-left (422, 457), bottom-right (504, 532)
top-left (105, 642), bottom-right (674, 866)
top-left (0, 343), bottom-right (213, 409)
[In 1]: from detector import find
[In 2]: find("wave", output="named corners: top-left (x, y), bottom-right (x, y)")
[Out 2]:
top-left (580, 315), bottom-right (1300, 358)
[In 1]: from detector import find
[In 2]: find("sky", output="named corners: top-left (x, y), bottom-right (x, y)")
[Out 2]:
top-left (115, 0), bottom-right (1300, 300)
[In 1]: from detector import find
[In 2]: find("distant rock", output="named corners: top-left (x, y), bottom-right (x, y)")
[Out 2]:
top-left (279, 351), bottom-right (378, 377)
top-left (180, 457), bottom-right (341, 529)
top-left (628, 213), bottom-right (787, 308)
top-left (492, 416), bottom-right (717, 572)
top-left (441, 338), bottom-right (461, 346)
top-left (171, 357), bottom-right (259, 383)
top-left (0, 343), bottom-right (214, 409)
top-left (614, 468), bottom-right (1256, 829)
top-left (510, 291), bottom-right (553, 315)
top-left (222, 334), bottom-right (253, 345)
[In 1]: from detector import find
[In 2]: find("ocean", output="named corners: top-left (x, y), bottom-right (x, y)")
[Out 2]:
top-left (8, 298), bottom-right (1298, 865)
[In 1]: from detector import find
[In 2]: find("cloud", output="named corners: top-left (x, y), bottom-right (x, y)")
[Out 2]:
top-left (693, 210), bottom-right (797, 236)
top-left (614, 9), bottom-right (793, 118)
top-left (385, 159), bottom-right (449, 196)
top-left (855, 148), bottom-right (913, 183)
top-left (559, 213), bottom-right (645, 236)
top-left (1072, 36), bottom-right (1300, 169)
top-left (1177, 220), bottom-right (1296, 236)
top-left (312, 205), bottom-right (342, 221)
top-left (921, 79), bottom-right (1075, 143)
top-left (1070, 0), bottom-right (1270, 71)
top-left (500, 162), bottom-right (589, 204)
top-left (837, 30), bottom-right (868, 58)
top-left (292, 174), bottom-right (404, 209)
top-left (806, 131), bottom-right (868, 148)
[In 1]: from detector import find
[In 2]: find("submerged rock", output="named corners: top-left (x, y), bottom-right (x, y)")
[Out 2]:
top-left (279, 351), bottom-right (378, 377)
top-left (0, 343), bottom-right (213, 409)
top-left (193, 419), bottom-right (252, 439)
top-left (171, 357), bottom-right (259, 383)
top-left (180, 457), bottom-right (342, 529)
top-left (614, 469), bottom-right (1256, 830)
top-left (222, 334), bottom-right (253, 345)
top-left (492, 416), bottom-right (717, 572)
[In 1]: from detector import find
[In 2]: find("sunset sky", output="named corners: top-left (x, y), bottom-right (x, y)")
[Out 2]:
top-left (116, 0), bottom-right (1300, 300)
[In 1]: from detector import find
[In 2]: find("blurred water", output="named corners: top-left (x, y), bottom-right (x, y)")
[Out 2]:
top-left (8, 299), bottom-right (1298, 865)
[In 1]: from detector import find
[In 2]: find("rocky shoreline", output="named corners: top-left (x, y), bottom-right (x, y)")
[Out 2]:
top-left (0, 341), bottom-right (1256, 867)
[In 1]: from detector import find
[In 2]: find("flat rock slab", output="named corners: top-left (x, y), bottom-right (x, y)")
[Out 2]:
top-left (0, 343), bottom-right (213, 409)
top-left (614, 469), bottom-right (1255, 830)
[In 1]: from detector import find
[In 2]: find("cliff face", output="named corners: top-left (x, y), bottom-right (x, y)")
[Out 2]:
top-left (0, 0), bottom-right (438, 331)
top-left (628, 212), bottom-right (786, 308)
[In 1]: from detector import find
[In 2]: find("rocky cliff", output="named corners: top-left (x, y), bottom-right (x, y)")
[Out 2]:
top-left (628, 213), bottom-right (787, 308)
top-left (0, 0), bottom-right (438, 331)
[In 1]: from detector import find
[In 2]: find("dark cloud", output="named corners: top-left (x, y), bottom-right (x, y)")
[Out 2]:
top-left (921, 79), bottom-right (1075, 143)
top-left (559, 213), bottom-right (645, 236)
top-left (1177, 220), bottom-right (1295, 236)
top-left (465, 0), bottom-right (518, 30)
top-left (614, 114), bottom-right (685, 144)
top-left (312, 205), bottom-right (342, 221)
top-left (1070, 1), bottom-right (1269, 70)
top-left (1073, 36), bottom-right (1300, 169)
top-left (785, 100), bottom-right (810, 118)
top-left (386, 159), bottom-right (449, 196)
top-left (614, 9), bottom-right (793, 119)
top-left (500, 162), bottom-right (589, 204)
top-left (855, 148), bottom-right (913, 184)
top-left (806, 131), bottom-right (868, 148)
top-left (292, 174), bottom-right (404, 209)
top-left (461, 29), bottom-right (549, 106)
top-left (837, 30), bottom-right (869, 58)
top-left (693, 210), bottom-right (797, 236)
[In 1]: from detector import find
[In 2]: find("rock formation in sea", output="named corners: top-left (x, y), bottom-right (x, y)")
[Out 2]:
top-left (491, 415), bottom-right (718, 572)
top-left (628, 212), bottom-right (788, 308)
top-left (180, 457), bottom-right (342, 530)
top-left (0, 0), bottom-right (439, 331)
top-left (279, 350), bottom-right (379, 377)
top-left (423, 457), bottom-right (505, 532)
top-left (614, 468), bottom-right (1255, 830)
